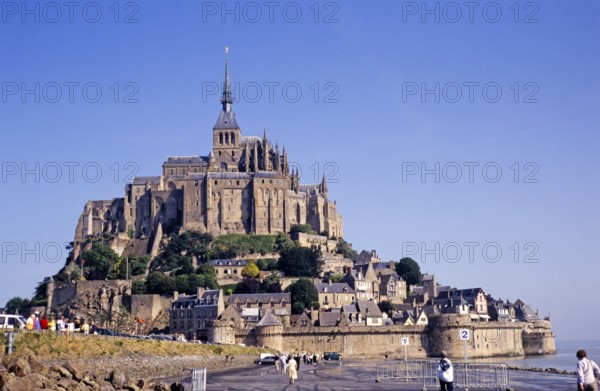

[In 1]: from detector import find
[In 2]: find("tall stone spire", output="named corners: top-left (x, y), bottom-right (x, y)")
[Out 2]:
top-left (321, 174), bottom-right (328, 196)
top-left (283, 146), bottom-right (289, 176)
top-left (221, 46), bottom-right (233, 113)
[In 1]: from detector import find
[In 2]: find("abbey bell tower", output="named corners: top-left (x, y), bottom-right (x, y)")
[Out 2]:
top-left (211, 47), bottom-right (241, 172)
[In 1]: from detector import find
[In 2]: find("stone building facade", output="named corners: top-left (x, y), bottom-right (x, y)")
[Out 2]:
top-left (72, 55), bottom-right (343, 251)
top-left (170, 288), bottom-right (225, 341)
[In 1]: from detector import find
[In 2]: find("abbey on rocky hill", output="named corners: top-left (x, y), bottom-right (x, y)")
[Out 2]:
top-left (73, 53), bottom-right (343, 247)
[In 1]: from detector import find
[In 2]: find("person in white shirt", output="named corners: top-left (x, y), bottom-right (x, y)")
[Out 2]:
top-left (437, 350), bottom-right (454, 391)
top-left (577, 349), bottom-right (599, 391)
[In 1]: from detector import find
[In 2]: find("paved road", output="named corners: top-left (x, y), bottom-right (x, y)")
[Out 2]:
top-left (204, 360), bottom-right (578, 390)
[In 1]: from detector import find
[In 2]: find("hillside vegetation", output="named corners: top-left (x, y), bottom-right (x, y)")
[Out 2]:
top-left (1, 331), bottom-right (267, 359)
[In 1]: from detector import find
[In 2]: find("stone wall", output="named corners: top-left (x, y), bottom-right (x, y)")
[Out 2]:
top-left (210, 314), bottom-right (556, 359)
top-left (522, 319), bottom-right (557, 356)
top-left (130, 294), bottom-right (171, 324)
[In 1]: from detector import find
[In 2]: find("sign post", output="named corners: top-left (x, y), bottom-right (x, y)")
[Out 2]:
top-left (401, 336), bottom-right (409, 382)
top-left (460, 329), bottom-right (470, 391)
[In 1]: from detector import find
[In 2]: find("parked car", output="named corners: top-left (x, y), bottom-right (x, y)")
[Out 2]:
top-left (0, 315), bottom-right (26, 330)
top-left (255, 355), bottom-right (278, 365)
top-left (324, 352), bottom-right (342, 361)
top-left (95, 328), bottom-right (115, 336)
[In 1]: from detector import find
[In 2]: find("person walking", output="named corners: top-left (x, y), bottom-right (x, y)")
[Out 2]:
top-left (40, 315), bottom-right (49, 330)
top-left (437, 351), bottom-right (454, 391)
top-left (287, 356), bottom-right (298, 385)
top-left (275, 357), bottom-right (281, 373)
top-left (577, 349), bottom-right (599, 391)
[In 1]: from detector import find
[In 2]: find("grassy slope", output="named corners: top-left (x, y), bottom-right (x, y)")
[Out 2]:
top-left (2, 331), bottom-right (268, 359)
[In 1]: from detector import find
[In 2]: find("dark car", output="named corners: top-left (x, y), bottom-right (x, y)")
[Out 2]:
top-left (324, 352), bottom-right (342, 361)
top-left (255, 355), bottom-right (278, 365)
top-left (95, 328), bottom-right (115, 336)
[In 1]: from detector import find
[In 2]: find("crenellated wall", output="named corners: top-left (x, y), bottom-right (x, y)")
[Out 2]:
top-left (209, 314), bottom-right (556, 359)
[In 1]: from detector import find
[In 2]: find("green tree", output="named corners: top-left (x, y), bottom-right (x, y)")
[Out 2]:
top-left (260, 274), bottom-right (282, 293)
top-left (336, 238), bottom-right (358, 261)
top-left (286, 278), bottom-right (319, 314)
top-left (255, 258), bottom-right (278, 271)
top-left (145, 272), bottom-right (175, 295)
top-left (132, 280), bottom-right (146, 294)
top-left (241, 262), bottom-right (260, 278)
top-left (82, 243), bottom-right (119, 280)
top-left (153, 231), bottom-right (213, 272)
top-left (377, 300), bottom-right (394, 316)
top-left (275, 233), bottom-right (295, 252)
top-left (289, 224), bottom-right (317, 235)
top-left (234, 277), bottom-right (261, 294)
top-left (211, 234), bottom-right (276, 259)
top-left (396, 257), bottom-right (422, 287)
top-left (278, 247), bottom-right (323, 277)
top-left (5, 297), bottom-right (30, 314)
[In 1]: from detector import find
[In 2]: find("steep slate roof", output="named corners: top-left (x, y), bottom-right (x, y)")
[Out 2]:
top-left (171, 290), bottom-right (221, 309)
top-left (210, 259), bottom-right (248, 267)
top-left (165, 156), bottom-right (208, 165)
top-left (356, 300), bottom-right (383, 318)
top-left (315, 282), bottom-right (355, 294)
top-left (319, 312), bottom-right (341, 327)
top-left (229, 293), bottom-right (290, 304)
top-left (514, 300), bottom-right (539, 321)
top-left (214, 109), bottom-right (239, 129)
top-left (132, 176), bottom-right (161, 185)
top-left (256, 311), bottom-right (282, 327)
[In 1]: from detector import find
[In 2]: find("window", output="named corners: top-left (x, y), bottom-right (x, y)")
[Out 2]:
top-left (214, 180), bottom-right (218, 185)
top-left (180, 312), bottom-right (184, 318)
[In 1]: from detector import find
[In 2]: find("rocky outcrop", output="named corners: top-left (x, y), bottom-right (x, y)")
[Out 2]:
top-left (0, 348), bottom-right (228, 391)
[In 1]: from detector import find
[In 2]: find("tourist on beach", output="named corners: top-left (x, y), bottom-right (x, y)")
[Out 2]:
top-left (576, 349), bottom-right (599, 391)
top-left (287, 355), bottom-right (298, 384)
top-left (437, 350), bottom-right (454, 391)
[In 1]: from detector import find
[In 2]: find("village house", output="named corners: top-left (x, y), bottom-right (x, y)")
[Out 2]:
top-left (342, 263), bottom-right (380, 301)
top-left (342, 300), bottom-right (383, 326)
top-left (210, 259), bottom-right (248, 284)
top-left (229, 292), bottom-right (291, 326)
top-left (356, 249), bottom-right (381, 265)
top-left (169, 288), bottom-right (224, 341)
top-left (314, 281), bottom-right (355, 310)
top-left (433, 288), bottom-right (490, 321)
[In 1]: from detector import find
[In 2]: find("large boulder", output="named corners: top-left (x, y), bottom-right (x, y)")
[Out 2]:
top-left (3, 372), bottom-right (51, 391)
top-left (7, 358), bottom-right (31, 377)
top-left (108, 368), bottom-right (127, 389)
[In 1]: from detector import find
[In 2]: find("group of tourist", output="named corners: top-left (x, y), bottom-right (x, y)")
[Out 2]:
top-left (272, 352), bottom-right (324, 385)
top-left (25, 311), bottom-right (97, 335)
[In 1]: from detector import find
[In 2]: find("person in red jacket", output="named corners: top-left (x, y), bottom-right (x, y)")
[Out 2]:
top-left (40, 315), bottom-right (49, 330)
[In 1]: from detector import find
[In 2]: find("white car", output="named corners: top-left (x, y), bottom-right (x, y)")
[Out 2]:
top-left (0, 315), bottom-right (27, 330)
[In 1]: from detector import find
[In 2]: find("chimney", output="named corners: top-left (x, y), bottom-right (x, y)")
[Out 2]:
top-left (328, 278), bottom-right (332, 286)
top-left (173, 291), bottom-right (179, 301)
top-left (389, 260), bottom-right (395, 271)
top-left (197, 287), bottom-right (205, 298)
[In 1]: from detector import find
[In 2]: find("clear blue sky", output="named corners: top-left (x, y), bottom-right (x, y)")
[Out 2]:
top-left (1, 1), bottom-right (598, 341)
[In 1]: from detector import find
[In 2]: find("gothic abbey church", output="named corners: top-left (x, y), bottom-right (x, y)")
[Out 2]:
top-left (73, 56), bottom-right (343, 249)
